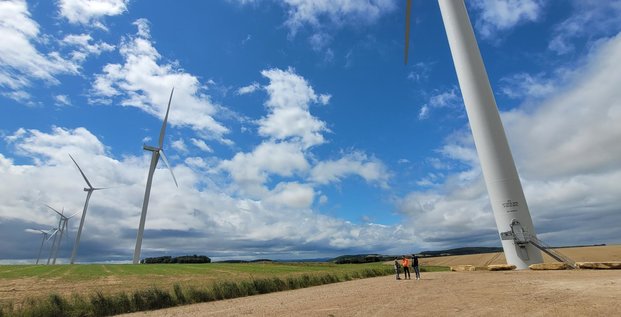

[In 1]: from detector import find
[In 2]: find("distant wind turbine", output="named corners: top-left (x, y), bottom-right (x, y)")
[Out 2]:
top-left (46, 205), bottom-right (79, 265)
top-left (26, 228), bottom-right (54, 265)
top-left (133, 88), bottom-right (178, 264)
top-left (404, 0), bottom-right (543, 269)
top-left (68, 154), bottom-right (107, 264)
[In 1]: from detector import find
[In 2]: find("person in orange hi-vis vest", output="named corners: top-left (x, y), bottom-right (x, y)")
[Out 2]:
top-left (402, 256), bottom-right (411, 280)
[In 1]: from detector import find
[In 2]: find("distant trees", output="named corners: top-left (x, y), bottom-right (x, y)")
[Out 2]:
top-left (141, 255), bottom-right (211, 264)
top-left (332, 254), bottom-right (383, 264)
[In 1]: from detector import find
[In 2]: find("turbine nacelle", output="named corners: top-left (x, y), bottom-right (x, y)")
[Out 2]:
top-left (143, 145), bottom-right (161, 152)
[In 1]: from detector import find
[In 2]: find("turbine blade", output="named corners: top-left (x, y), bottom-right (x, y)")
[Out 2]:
top-left (158, 88), bottom-right (174, 149)
top-left (404, 0), bottom-right (412, 65)
top-left (159, 150), bottom-right (178, 188)
top-left (46, 204), bottom-right (63, 217)
top-left (47, 229), bottom-right (59, 240)
top-left (68, 211), bottom-right (81, 218)
top-left (69, 154), bottom-right (93, 189)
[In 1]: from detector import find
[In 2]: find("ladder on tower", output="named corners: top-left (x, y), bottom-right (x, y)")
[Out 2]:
top-left (528, 235), bottom-right (576, 268)
top-left (501, 219), bottom-right (576, 269)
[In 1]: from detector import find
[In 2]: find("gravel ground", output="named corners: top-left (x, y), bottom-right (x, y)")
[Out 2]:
top-left (119, 269), bottom-right (621, 317)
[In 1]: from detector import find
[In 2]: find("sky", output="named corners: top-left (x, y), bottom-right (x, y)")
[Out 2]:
top-left (1, 0), bottom-right (620, 264)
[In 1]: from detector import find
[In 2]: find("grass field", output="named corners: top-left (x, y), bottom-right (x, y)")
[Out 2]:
top-left (0, 262), bottom-right (448, 316)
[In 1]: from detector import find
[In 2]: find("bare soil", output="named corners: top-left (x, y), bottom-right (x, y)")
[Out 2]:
top-left (119, 270), bottom-right (621, 317)
top-left (120, 245), bottom-right (621, 317)
top-left (418, 244), bottom-right (621, 267)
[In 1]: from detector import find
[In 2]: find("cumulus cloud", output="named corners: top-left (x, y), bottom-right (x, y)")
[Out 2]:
top-left (57, 0), bottom-right (129, 29)
top-left (259, 68), bottom-right (330, 149)
top-left (279, 0), bottom-right (396, 35)
top-left (400, 32), bottom-right (621, 248)
top-left (0, 0), bottom-right (78, 100)
top-left (548, 1), bottom-right (621, 55)
top-left (220, 141), bottom-right (309, 197)
top-left (237, 82), bottom-right (261, 95)
top-left (500, 72), bottom-right (556, 99)
top-left (471, 0), bottom-right (544, 39)
top-left (310, 152), bottom-right (389, 188)
top-left (418, 87), bottom-right (462, 120)
top-left (90, 19), bottom-right (230, 139)
top-left (54, 94), bottom-right (72, 107)
top-left (61, 33), bottom-right (115, 63)
top-left (235, 1), bottom-right (395, 58)
top-left (190, 138), bottom-right (213, 153)
top-left (0, 126), bottom-right (406, 262)
top-left (171, 139), bottom-right (188, 154)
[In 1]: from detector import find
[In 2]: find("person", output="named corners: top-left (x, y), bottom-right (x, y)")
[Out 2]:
top-left (412, 254), bottom-right (420, 280)
top-left (402, 256), bottom-right (411, 279)
top-left (394, 258), bottom-right (401, 280)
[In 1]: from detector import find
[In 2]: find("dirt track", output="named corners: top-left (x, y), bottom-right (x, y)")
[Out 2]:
top-left (120, 269), bottom-right (621, 317)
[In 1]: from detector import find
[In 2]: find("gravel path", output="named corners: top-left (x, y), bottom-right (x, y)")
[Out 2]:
top-left (119, 269), bottom-right (621, 316)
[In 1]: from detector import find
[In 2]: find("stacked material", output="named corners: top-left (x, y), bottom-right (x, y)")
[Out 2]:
top-left (575, 262), bottom-right (621, 269)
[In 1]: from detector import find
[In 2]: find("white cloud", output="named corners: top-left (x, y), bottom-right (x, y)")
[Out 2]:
top-left (500, 72), bottom-right (556, 99)
top-left (91, 19), bottom-right (230, 139)
top-left (190, 138), bottom-right (213, 153)
top-left (236, 82), bottom-right (261, 95)
top-left (234, 1), bottom-right (395, 58)
top-left (219, 141), bottom-right (309, 197)
top-left (0, 0), bottom-right (78, 98)
top-left (61, 33), bottom-right (115, 63)
top-left (0, 126), bottom-right (406, 262)
top-left (54, 94), bottom-right (71, 107)
top-left (309, 151), bottom-right (389, 188)
top-left (400, 32), bottom-right (621, 248)
top-left (308, 32), bottom-right (332, 52)
top-left (548, 1), bottom-right (621, 55)
top-left (58, 0), bottom-right (129, 29)
top-left (264, 182), bottom-right (315, 209)
top-left (279, 0), bottom-right (396, 35)
top-left (259, 67), bottom-right (330, 149)
top-left (171, 139), bottom-right (188, 154)
top-left (6, 126), bottom-right (106, 165)
top-left (471, 0), bottom-right (544, 39)
top-left (504, 32), bottom-right (621, 179)
top-left (418, 87), bottom-right (462, 120)
top-left (418, 105), bottom-right (430, 120)
top-left (407, 62), bottom-right (434, 83)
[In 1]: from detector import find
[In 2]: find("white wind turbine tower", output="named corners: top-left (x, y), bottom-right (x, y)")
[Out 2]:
top-left (68, 154), bottom-right (106, 264)
top-left (46, 205), bottom-right (79, 265)
top-left (25, 228), bottom-right (55, 265)
top-left (133, 88), bottom-right (178, 264)
top-left (404, 0), bottom-right (543, 269)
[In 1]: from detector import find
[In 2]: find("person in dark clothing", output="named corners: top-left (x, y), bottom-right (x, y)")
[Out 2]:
top-left (394, 258), bottom-right (401, 280)
top-left (412, 254), bottom-right (420, 280)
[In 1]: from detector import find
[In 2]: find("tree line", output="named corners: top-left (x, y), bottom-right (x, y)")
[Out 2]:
top-left (141, 255), bottom-right (211, 264)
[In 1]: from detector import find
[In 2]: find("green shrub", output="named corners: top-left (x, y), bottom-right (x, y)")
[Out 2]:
top-left (173, 284), bottom-right (186, 305)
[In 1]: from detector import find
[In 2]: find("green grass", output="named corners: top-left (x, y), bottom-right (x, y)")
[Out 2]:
top-left (420, 265), bottom-right (450, 272)
top-left (0, 262), bottom-right (450, 317)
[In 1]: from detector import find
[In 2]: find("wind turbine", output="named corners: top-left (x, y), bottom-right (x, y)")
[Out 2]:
top-left (68, 154), bottom-right (106, 264)
top-left (26, 228), bottom-right (55, 264)
top-left (46, 205), bottom-right (79, 265)
top-left (133, 88), bottom-right (178, 264)
top-left (404, 0), bottom-right (543, 269)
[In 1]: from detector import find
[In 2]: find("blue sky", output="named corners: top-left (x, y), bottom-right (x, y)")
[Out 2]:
top-left (1, 0), bottom-right (620, 263)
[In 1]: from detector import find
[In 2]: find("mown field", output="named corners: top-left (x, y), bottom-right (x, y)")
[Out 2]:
top-left (0, 262), bottom-right (447, 316)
